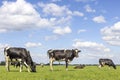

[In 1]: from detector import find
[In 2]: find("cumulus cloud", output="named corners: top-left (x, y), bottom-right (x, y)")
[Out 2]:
top-left (38, 2), bottom-right (72, 17)
top-left (0, 0), bottom-right (53, 32)
top-left (72, 40), bottom-right (110, 53)
top-left (72, 40), bottom-right (112, 64)
top-left (92, 15), bottom-right (106, 23)
top-left (73, 11), bottom-right (84, 17)
top-left (25, 42), bottom-right (42, 48)
top-left (84, 4), bottom-right (96, 13)
top-left (101, 21), bottom-right (120, 46)
top-left (0, 0), bottom-right (84, 36)
top-left (38, 2), bottom-right (84, 17)
top-left (0, 0), bottom-right (85, 37)
top-left (53, 26), bottom-right (72, 35)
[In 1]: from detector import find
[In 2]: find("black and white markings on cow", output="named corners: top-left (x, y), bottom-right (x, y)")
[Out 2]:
top-left (47, 49), bottom-right (81, 71)
top-left (74, 64), bottom-right (85, 69)
top-left (99, 58), bottom-right (116, 69)
top-left (4, 47), bottom-right (36, 72)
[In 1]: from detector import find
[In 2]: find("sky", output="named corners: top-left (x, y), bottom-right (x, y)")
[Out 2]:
top-left (0, 0), bottom-right (120, 64)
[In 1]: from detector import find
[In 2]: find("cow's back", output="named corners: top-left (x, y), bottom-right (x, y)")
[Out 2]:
top-left (5, 47), bottom-right (28, 59)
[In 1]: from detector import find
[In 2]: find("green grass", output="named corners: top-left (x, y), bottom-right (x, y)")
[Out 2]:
top-left (0, 65), bottom-right (120, 80)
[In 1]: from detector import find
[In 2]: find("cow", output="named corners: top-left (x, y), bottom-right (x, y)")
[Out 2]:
top-left (74, 64), bottom-right (85, 69)
top-left (98, 58), bottom-right (116, 69)
top-left (47, 49), bottom-right (81, 71)
top-left (4, 47), bottom-right (36, 72)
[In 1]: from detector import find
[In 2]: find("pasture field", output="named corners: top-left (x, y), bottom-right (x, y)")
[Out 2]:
top-left (0, 65), bottom-right (120, 80)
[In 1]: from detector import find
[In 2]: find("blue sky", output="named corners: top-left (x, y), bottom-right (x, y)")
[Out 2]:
top-left (0, 0), bottom-right (120, 64)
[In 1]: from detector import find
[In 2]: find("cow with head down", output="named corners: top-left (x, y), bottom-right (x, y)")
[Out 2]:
top-left (47, 49), bottom-right (81, 71)
top-left (4, 47), bottom-right (36, 72)
top-left (99, 58), bottom-right (116, 69)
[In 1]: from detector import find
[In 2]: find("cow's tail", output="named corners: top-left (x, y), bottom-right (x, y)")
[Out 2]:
top-left (4, 47), bottom-right (10, 56)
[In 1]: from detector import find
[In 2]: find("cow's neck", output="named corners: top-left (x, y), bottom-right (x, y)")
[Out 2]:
top-left (68, 53), bottom-right (75, 61)
top-left (26, 56), bottom-right (33, 66)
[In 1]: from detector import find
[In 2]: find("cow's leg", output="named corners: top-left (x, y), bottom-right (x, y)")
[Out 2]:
top-left (19, 61), bottom-right (23, 72)
top-left (17, 59), bottom-right (22, 72)
top-left (24, 62), bottom-right (30, 72)
top-left (5, 56), bottom-right (10, 72)
top-left (50, 58), bottom-right (53, 71)
top-left (20, 65), bottom-right (22, 72)
top-left (98, 64), bottom-right (102, 68)
top-left (65, 60), bottom-right (68, 71)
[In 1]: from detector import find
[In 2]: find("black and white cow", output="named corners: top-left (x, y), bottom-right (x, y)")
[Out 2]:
top-left (99, 58), bottom-right (116, 69)
top-left (4, 47), bottom-right (36, 72)
top-left (74, 64), bottom-right (85, 69)
top-left (47, 49), bottom-right (81, 71)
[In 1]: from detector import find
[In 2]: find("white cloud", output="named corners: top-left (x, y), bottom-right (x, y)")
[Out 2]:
top-left (84, 4), bottom-right (96, 13)
top-left (53, 26), bottom-right (72, 35)
top-left (0, 29), bottom-right (7, 33)
top-left (72, 40), bottom-right (110, 53)
top-left (25, 42), bottom-right (42, 48)
top-left (92, 15), bottom-right (106, 23)
top-left (38, 2), bottom-right (72, 17)
top-left (0, 0), bottom-right (56, 32)
top-left (101, 21), bottom-right (120, 46)
top-left (38, 2), bottom-right (84, 17)
top-left (0, 0), bottom-right (83, 36)
top-left (73, 11), bottom-right (84, 17)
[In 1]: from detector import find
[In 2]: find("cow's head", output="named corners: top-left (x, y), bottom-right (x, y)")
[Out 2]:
top-left (30, 62), bottom-right (36, 72)
top-left (72, 49), bottom-right (81, 57)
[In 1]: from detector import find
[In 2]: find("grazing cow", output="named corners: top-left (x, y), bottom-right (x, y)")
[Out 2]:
top-left (99, 58), bottom-right (116, 69)
top-left (47, 49), bottom-right (81, 71)
top-left (74, 64), bottom-right (85, 69)
top-left (4, 47), bottom-right (36, 72)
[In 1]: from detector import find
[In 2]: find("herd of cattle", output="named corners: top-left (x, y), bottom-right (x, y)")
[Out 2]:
top-left (3, 47), bottom-right (117, 72)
